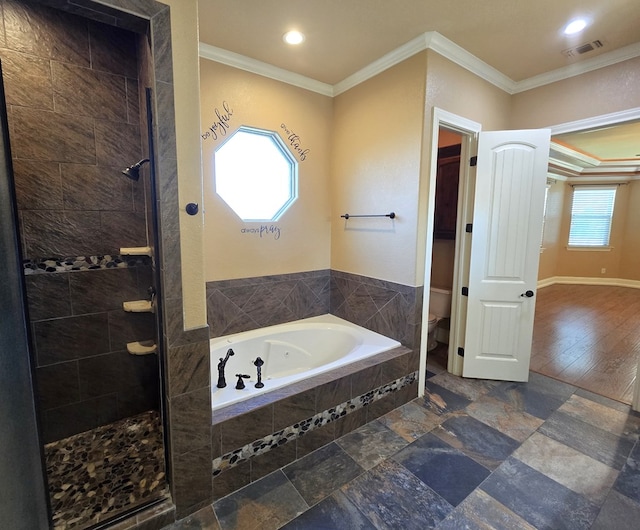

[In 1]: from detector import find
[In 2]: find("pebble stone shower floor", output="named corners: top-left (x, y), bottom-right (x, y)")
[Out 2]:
top-left (44, 410), bottom-right (169, 529)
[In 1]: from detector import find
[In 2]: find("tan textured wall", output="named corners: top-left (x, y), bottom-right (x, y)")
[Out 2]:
top-left (331, 53), bottom-right (427, 286)
top-left (620, 181), bottom-right (640, 281)
top-left (200, 61), bottom-right (332, 281)
top-left (417, 50), bottom-right (512, 284)
top-left (554, 182), bottom-right (629, 278)
top-left (159, 0), bottom-right (206, 329)
top-left (511, 57), bottom-right (640, 129)
top-left (538, 179), bottom-right (565, 280)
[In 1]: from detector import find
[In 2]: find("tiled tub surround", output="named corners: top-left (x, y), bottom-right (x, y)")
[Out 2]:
top-left (45, 410), bottom-right (168, 529)
top-left (206, 269), bottom-right (422, 360)
top-left (211, 345), bottom-right (418, 500)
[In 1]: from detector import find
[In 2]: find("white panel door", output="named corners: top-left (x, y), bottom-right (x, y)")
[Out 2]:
top-left (462, 129), bottom-right (551, 381)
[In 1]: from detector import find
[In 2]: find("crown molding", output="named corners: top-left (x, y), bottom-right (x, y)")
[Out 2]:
top-left (548, 107), bottom-right (640, 135)
top-left (199, 33), bottom-right (640, 98)
top-left (198, 42), bottom-right (334, 97)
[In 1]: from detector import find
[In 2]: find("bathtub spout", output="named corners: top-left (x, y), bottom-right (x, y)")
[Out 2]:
top-left (217, 348), bottom-right (235, 388)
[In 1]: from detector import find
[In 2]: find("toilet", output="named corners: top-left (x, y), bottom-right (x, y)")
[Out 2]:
top-left (427, 287), bottom-right (452, 351)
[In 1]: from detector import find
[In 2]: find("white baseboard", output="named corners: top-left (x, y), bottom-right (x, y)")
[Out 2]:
top-left (537, 276), bottom-right (640, 289)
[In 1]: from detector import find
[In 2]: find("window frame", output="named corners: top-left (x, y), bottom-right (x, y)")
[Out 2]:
top-left (567, 184), bottom-right (617, 250)
top-left (213, 125), bottom-right (298, 222)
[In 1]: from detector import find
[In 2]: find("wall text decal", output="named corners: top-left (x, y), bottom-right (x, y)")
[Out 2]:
top-left (241, 225), bottom-right (281, 240)
top-left (280, 123), bottom-right (310, 161)
top-left (202, 101), bottom-right (233, 141)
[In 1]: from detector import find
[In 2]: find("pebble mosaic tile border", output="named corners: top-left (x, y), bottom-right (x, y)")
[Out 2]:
top-left (212, 371), bottom-right (417, 476)
top-left (23, 255), bottom-right (152, 274)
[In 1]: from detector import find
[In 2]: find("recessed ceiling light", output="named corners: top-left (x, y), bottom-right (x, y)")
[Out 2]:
top-left (283, 30), bottom-right (305, 45)
top-left (564, 19), bottom-right (588, 35)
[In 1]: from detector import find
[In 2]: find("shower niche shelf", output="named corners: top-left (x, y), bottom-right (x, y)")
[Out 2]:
top-left (123, 300), bottom-right (154, 313)
top-left (127, 340), bottom-right (157, 356)
top-left (120, 246), bottom-right (152, 256)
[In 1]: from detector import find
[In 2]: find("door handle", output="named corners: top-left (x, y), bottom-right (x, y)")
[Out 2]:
top-left (520, 290), bottom-right (534, 298)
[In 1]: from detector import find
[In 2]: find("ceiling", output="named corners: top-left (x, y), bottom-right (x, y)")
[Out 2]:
top-left (197, 0), bottom-right (640, 173)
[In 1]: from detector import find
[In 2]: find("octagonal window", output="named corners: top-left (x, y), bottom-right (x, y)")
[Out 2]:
top-left (214, 126), bottom-right (298, 221)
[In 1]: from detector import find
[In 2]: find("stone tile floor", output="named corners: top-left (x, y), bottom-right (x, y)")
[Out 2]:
top-left (167, 353), bottom-right (640, 529)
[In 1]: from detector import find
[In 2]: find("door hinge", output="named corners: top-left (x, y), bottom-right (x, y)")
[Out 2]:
top-left (461, 287), bottom-right (469, 296)
top-left (457, 347), bottom-right (465, 357)
top-left (470, 156), bottom-right (477, 167)
top-left (465, 223), bottom-right (472, 233)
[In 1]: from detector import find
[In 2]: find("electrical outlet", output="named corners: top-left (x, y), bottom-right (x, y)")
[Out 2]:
top-left (601, 268), bottom-right (606, 274)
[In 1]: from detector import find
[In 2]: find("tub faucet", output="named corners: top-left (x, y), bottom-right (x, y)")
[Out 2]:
top-left (217, 348), bottom-right (235, 388)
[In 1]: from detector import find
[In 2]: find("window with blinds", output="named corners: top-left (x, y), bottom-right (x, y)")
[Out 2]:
top-left (568, 185), bottom-right (617, 247)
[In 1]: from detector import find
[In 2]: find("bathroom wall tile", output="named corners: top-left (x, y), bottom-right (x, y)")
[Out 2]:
top-left (100, 211), bottom-right (147, 253)
top-left (212, 423), bottom-right (222, 460)
top-left (108, 310), bottom-right (155, 352)
top-left (168, 387), bottom-right (212, 453)
top-left (394, 379), bottom-right (419, 408)
top-left (334, 407), bottom-right (367, 438)
top-left (159, 230), bottom-right (182, 301)
top-left (61, 163), bottom-right (134, 211)
top-left (34, 313), bottom-right (110, 366)
top-left (21, 210), bottom-right (100, 257)
top-left (69, 267), bottom-right (142, 314)
top-left (155, 81), bottom-right (177, 161)
top-left (10, 107), bottom-right (96, 163)
top-left (274, 390), bottom-right (317, 431)
top-left (42, 393), bottom-right (119, 443)
top-left (296, 421), bottom-right (335, 458)
top-left (167, 341), bottom-right (210, 397)
top-left (0, 48), bottom-right (53, 109)
top-left (95, 120), bottom-right (142, 168)
top-left (151, 8), bottom-right (173, 85)
top-left (378, 293), bottom-right (413, 344)
top-left (351, 365), bottom-right (382, 398)
top-left (213, 460), bottom-right (251, 501)
top-left (88, 20), bottom-right (137, 78)
top-left (52, 61), bottom-right (127, 122)
top-left (158, 156), bottom-right (180, 234)
top-left (284, 281), bottom-right (321, 319)
top-left (219, 406), bottom-right (274, 454)
top-left (12, 159), bottom-right (63, 211)
top-left (126, 78), bottom-right (140, 125)
top-left (380, 354), bottom-right (408, 385)
top-left (78, 350), bottom-right (158, 400)
top-left (366, 391), bottom-right (397, 422)
top-left (316, 377), bottom-right (351, 412)
top-left (4, 0), bottom-right (90, 66)
top-left (171, 444), bottom-right (213, 519)
top-left (24, 272), bottom-right (71, 321)
top-left (117, 377), bottom-right (159, 418)
top-left (36, 361), bottom-right (80, 410)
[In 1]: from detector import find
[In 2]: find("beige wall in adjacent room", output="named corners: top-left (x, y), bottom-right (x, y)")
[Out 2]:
top-left (553, 182), bottom-right (629, 279)
top-left (538, 179), bottom-right (565, 281)
top-left (330, 53), bottom-right (427, 286)
top-left (159, 0), bottom-right (206, 329)
top-left (200, 61), bottom-right (332, 281)
top-left (620, 181), bottom-right (640, 281)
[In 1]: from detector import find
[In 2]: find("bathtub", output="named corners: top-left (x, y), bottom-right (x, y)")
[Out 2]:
top-left (210, 314), bottom-right (401, 410)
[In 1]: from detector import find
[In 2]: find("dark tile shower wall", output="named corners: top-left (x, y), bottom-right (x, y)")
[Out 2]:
top-left (3, 0), bottom-right (158, 442)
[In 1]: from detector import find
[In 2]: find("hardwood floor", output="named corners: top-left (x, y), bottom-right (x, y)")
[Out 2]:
top-left (531, 284), bottom-right (640, 404)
